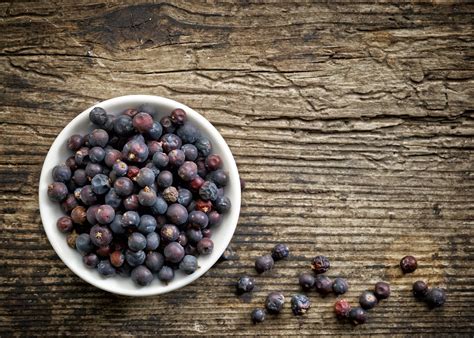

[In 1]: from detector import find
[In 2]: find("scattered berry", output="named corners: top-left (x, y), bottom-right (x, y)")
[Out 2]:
top-left (255, 254), bottom-right (274, 273)
top-left (251, 308), bottom-right (265, 324)
top-left (400, 255), bottom-right (417, 273)
top-left (334, 299), bottom-right (351, 318)
top-left (359, 291), bottom-right (378, 310)
top-left (236, 276), bottom-right (255, 294)
top-left (265, 292), bottom-right (285, 314)
top-left (291, 294), bottom-right (311, 315)
top-left (271, 243), bottom-right (290, 260)
top-left (311, 255), bottom-right (330, 274)
top-left (413, 280), bottom-right (429, 299)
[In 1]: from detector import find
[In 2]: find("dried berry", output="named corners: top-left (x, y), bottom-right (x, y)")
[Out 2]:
top-left (298, 273), bottom-right (315, 291)
top-left (311, 255), bottom-right (330, 274)
top-left (349, 307), bottom-right (367, 325)
top-left (425, 287), bottom-right (446, 308)
top-left (251, 308), bottom-right (265, 324)
top-left (413, 280), bottom-right (429, 299)
top-left (236, 276), bottom-right (255, 294)
top-left (271, 243), bottom-right (289, 261)
top-left (400, 255), bottom-right (417, 273)
top-left (374, 281), bottom-right (390, 300)
top-left (315, 275), bottom-right (333, 295)
top-left (359, 291), bottom-right (378, 310)
top-left (291, 294), bottom-right (311, 315)
top-left (334, 299), bottom-right (351, 318)
top-left (332, 278), bottom-right (349, 295)
top-left (265, 292), bottom-right (285, 314)
top-left (255, 254), bottom-right (274, 273)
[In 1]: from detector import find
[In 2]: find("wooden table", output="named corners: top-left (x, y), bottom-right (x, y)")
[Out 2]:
top-left (1, 1), bottom-right (473, 336)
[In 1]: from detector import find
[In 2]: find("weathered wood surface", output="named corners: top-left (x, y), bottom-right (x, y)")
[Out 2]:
top-left (0, 1), bottom-right (473, 336)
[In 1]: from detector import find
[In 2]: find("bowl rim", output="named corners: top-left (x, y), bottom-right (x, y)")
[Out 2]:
top-left (38, 94), bottom-right (241, 296)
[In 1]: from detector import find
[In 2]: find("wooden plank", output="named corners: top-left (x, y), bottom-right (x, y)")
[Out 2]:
top-left (0, 1), bottom-right (473, 336)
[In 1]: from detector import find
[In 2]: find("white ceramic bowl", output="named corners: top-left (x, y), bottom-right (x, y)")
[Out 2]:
top-left (39, 95), bottom-right (241, 296)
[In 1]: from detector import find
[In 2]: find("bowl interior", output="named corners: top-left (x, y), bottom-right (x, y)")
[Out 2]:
top-left (39, 95), bottom-right (241, 296)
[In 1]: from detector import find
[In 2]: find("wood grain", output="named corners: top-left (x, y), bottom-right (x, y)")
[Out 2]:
top-left (0, 1), bottom-right (473, 336)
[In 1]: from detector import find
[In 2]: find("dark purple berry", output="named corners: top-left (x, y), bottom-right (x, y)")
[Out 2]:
top-left (75, 233), bottom-right (94, 255)
top-left (114, 115), bottom-right (133, 136)
top-left (105, 188), bottom-right (121, 209)
top-left (146, 252), bottom-right (165, 272)
top-left (131, 265), bottom-right (153, 286)
top-left (148, 122), bottom-right (163, 140)
top-left (122, 139), bottom-right (148, 163)
top-left (186, 228), bottom-right (203, 245)
top-left (272, 243), bottom-right (289, 260)
top-left (91, 174), bottom-right (110, 194)
top-left (207, 169), bottom-right (228, 187)
top-left (151, 196), bottom-right (168, 215)
top-left (157, 170), bottom-right (173, 188)
top-left (136, 167), bottom-right (155, 187)
top-left (85, 162), bottom-right (103, 179)
top-left (201, 228), bottom-right (212, 238)
top-left (61, 194), bottom-right (78, 213)
top-left (132, 112), bottom-right (154, 133)
top-left (79, 185), bottom-right (97, 205)
top-left (291, 294), bottom-right (311, 315)
top-left (90, 225), bottom-right (113, 247)
top-left (178, 161), bottom-right (198, 181)
top-left (199, 181), bottom-right (218, 201)
top-left (138, 186), bottom-right (157, 207)
top-left (315, 275), bottom-right (333, 295)
top-left (113, 160), bottom-right (128, 176)
top-left (56, 216), bottom-right (73, 233)
top-left (47, 182), bottom-right (68, 202)
top-left (89, 107), bottom-right (108, 126)
top-left (251, 308), bottom-right (265, 324)
top-left (145, 232), bottom-right (159, 251)
top-left (96, 245), bottom-right (112, 257)
top-left (160, 133), bottom-right (182, 153)
top-left (166, 203), bottom-right (188, 225)
top-left (89, 146), bottom-right (105, 163)
top-left (197, 238), bottom-right (213, 255)
top-left (114, 177), bottom-right (133, 197)
top-left (208, 211), bottom-right (222, 227)
top-left (122, 211), bottom-right (140, 227)
top-left (97, 260), bottom-right (116, 277)
top-left (160, 116), bottom-right (175, 134)
top-left (413, 280), bottom-right (429, 299)
top-left (83, 253), bottom-right (99, 268)
top-left (181, 144), bottom-right (198, 161)
top-left (65, 156), bottom-right (78, 171)
top-left (332, 278), bottom-right (349, 295)
top-left (311, 255), bottom-right (330, 274)
top-left (177, 122), bottom-right (199, 143)
top-left (299, 273), bottom-right (315, 291)
top-left (89, 129), bottom-right (109, 147)
top-left (123, 194), bottom-right (139, 211)
top-left (128, 232), bottom-right (147, 251)
top-left (349, 307), bottom-right (367, 325)
top-left (374, 282), bottom-right (390, 300)
top-left (255, 254), bottom-right (274, 273)
top-left (137, 214), bottom-right (157, 234)
top-left (188, 211), bottom-right (209, 229)
top-left (189, 176), bottom-right (205, 191)
top-left (214, 196), bottom-right (231, 214)
top-left (265, 292), bottom-right (285, 314)
top-left (52, 164), bottom-right (71, 183)
top-left (104, 149), bottom-right (122, 167)
top-left (177, 188), bottom-right (193, 207)
top-left (359, 291), bottom-right (378, 310)
top-left (426, 287), bottom-right (446, 308)
top-left (157, 266), bottom-right (174, 283)
top-left (205, 154), bottom-right (222, 171)
top-left (164, 242), bottom-right (185, 263)
top-left (152, 152), bottom-right (169, 168)
top-left (72, 169), bottom-right (87, 187)
top-left (125, 249), bottom-right (146, 266)
top-left (95, 205), bottom-right (115, 224)
top-left (400, 255), bottom-right (417, 273)
top-left (170, 108), bottom-right (186, 125)
top-left (195, 137), bottom-right (212, 156)
top-left (67, 134), bottom-right (84, 151)
top-left (74, 147), bottom-right (89, 166)
top-left (236, 276), bottom-right (255, 294)
top-left (168, 149), bottom-right (185, 167)
top-left (179, 255), bottom-right (198, 274)
top-left (161, 224), bottom-right (180, 242)
top-left (334, 299), bottom-right (351, 318)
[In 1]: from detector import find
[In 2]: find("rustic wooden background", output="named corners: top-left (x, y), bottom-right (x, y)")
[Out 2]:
top-left (1, 1), bottom-right (473, 336)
